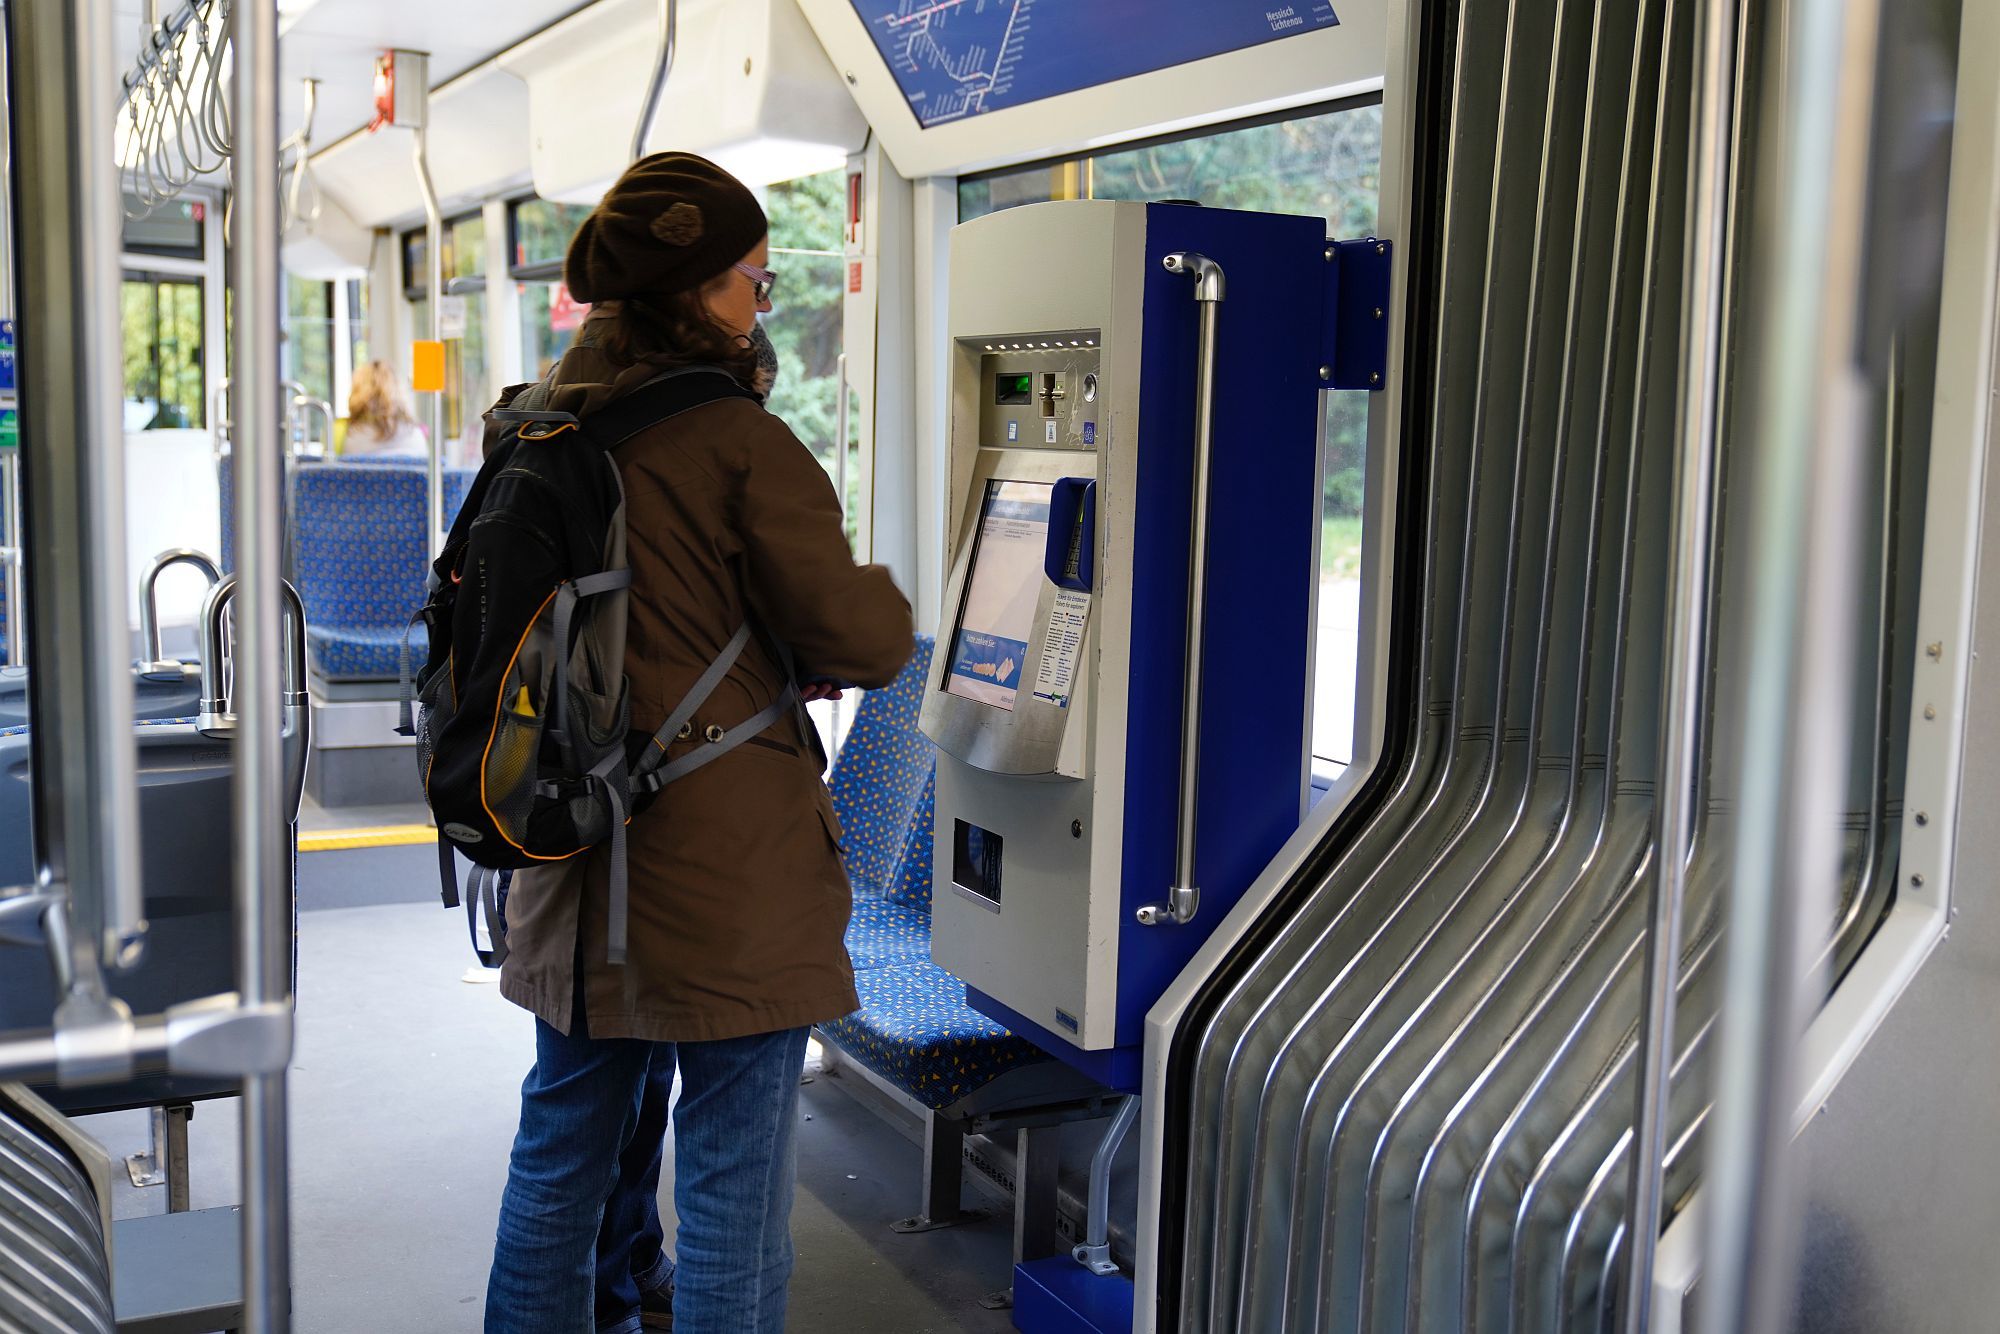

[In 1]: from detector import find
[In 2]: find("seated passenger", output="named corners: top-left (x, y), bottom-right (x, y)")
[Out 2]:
top-left (341, 359), bottom-right (429, 457)
top-left (482, 152), bottom-right (914, 1334)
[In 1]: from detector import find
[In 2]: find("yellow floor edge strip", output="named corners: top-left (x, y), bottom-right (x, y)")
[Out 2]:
top-left (298, 823), bottom-right (438, 853)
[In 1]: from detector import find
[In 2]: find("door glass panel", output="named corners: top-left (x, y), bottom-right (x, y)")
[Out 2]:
top-left (764, 169), bottom-right (858, 545)
top-left (121, 274), bottom-right (205, 431)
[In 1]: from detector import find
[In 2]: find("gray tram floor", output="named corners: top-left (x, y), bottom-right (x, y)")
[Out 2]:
top-left (77, 852), bottom-right (1018, 1334)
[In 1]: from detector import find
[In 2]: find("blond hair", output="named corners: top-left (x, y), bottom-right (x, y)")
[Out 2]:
top-left (347, 360), bottom-right (419, 442)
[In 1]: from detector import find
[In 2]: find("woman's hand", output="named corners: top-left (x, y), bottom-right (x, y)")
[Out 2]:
top-left (799, 681), bottom-right (845, 702)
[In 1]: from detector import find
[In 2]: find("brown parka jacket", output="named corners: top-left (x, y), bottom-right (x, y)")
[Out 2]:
top-left (489, 337), bottom-right (914, 1043)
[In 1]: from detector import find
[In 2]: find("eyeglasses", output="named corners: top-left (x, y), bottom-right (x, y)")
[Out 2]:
top-left (733, 261), bottom-right (777, 305)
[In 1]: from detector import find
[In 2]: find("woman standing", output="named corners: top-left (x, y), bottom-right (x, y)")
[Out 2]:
top-left (482, 154), bottom-right (913, 1334)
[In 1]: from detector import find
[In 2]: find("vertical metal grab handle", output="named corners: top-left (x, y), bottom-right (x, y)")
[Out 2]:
top-left (407, 52), bottom-right (445, 558)
top-left (1137, 251), bottom-right (1225, 928)
top-left (630, 0), bottom-right (678, 163)
top-left (1, 453), bottom-right (24, 669)
top-left (232, 1), bottom-right (297, 1328)
top-left (1702, 0), bottom-right (1883, 1329)
top-left (834, 351), bottom-right (850, 522)
top-left (1622, 0), bottom-right (1738, 1326)
top-left (211, 376), bottom-right (233, 459)
top-left (1073, 1096), bottom-right (1139, 1273)
top-left (10, 0), bottom-right (147, 1011)
top-left (138, 547), bottom-right (222, 672)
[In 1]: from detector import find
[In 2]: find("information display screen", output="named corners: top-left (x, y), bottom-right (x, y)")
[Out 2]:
top-left (853, 1), bottom-right (1339, 129)
top-left (946, 479), bottom-right (1053, 711)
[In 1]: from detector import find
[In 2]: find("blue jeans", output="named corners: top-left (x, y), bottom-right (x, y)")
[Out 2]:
top-left (593, 1050), bottom-right (677, 1331)
top-left (485, 1014), bottom-right (810, 1334)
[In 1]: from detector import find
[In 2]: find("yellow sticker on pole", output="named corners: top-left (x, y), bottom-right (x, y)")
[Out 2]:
top-left (411, 340), bottom-right (446, 393)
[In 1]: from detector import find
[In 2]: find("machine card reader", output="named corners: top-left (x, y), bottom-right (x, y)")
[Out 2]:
top-left (922, 200), bottom-right (1381, 1088)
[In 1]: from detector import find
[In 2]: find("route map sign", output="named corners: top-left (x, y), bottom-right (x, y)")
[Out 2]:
top-left (853, 1), bottom-right (1340, 129)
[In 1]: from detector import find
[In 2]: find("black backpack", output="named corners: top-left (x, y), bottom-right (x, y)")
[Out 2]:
top-left (402, 366), bottom-right (795, 968)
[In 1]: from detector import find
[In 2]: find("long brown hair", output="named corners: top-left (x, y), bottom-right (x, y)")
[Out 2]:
top-left (347, 360), bottom-right (420, 439)
top-left (583, 278), bottom-right (758, 385)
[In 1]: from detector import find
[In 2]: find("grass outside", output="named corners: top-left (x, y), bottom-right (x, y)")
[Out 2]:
top-left (1322, 513), bottom-right (1365, 581)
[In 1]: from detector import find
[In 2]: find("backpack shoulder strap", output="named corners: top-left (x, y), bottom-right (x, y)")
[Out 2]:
top-left (582, 366), bottom-right (760, 448)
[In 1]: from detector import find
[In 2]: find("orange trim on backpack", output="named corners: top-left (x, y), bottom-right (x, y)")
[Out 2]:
top-left (478, 588), bottom-right (580, 861)
top-left (520, 421), bottom-right (579, 441)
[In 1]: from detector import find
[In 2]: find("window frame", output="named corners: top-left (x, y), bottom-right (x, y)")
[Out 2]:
top-left (401, 209), bottom-right (487, 300)
top-left (506, 195), bottom-right (596, 284)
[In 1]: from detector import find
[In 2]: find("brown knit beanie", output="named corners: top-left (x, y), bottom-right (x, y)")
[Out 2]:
top-left (564, 153), bottom-right (767, 303)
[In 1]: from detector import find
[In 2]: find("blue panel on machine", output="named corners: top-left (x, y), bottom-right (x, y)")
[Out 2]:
top-left (852, 0), bottom-right (1340, 129)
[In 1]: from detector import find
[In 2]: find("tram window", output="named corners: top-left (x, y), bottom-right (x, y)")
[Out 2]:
top-left (959, 101), bottom-right (1382, 768)
top-left (121, 273), bottom-right (204, 431)
top-left (509, 198), bottom-right (597, 379)
top-left (285, 276), bottom-right (335, 408)
top-left (405, 213), bottom-right (489, 461)
top-left (763, 169), bottom-right (858, 544)
top-left (509, 198), bottom-right (595, 271)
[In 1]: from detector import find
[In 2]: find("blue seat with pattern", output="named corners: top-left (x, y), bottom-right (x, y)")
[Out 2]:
top-left (831, 637), bottom-right (937, 898)
top-left (825, 636), bottom-right (1054, 1114)
top-left (283, 460), bottom-right (475, 682)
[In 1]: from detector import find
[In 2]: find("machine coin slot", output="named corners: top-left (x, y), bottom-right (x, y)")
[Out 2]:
top-left (953, 820), bottom-right (1004, 908)
top-left (1039, 371), bottom-right (1066, 418)
top-left (1044, 477), bottom-right (1097, 592)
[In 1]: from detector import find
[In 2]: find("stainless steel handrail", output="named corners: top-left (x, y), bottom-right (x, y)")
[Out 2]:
top-left (1622, 0), bottom-right (1736, 1326)
top-left (1, 452), bottom-right (23, 668)
top-left (231, 1), bottom-right (297, 1327)
top-left (11, 0), bottom-right (146, 1017)
top-left (631, 0), bottom-right (678, 163)
top-left (834, 351), bottom-right (850, 522)
top-left (138, 546), bottom-right (222, 672)
top-left (1138, 251), bottom-right (1224, 929)
top-left (1072, 1097), bottom-right (1138, 1275)
top-left (196, 573), bottom-right (313, 824)
top-left (1702, 0), bottom-right (1882, 1326)
top-left (211, 376), bottom-right (233, 457)
top-left (283, 380), bottom-right (332, 459)
top-left (410, 51), bottom-right (446, 560)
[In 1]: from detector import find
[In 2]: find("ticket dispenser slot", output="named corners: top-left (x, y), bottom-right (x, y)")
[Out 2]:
top-left (926, 199), bottom-right (1352, 1090)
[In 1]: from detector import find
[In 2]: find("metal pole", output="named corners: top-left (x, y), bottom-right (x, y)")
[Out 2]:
top-left (410, 52), bottom-right (444, 557)
top-left (1702, 0), bottom-right (1881, 1328)
top-left (834, 351), bottom-right (850, 521)
top-left (630, 0), bottom-right (677, 163)
top-left (1138, 251), bottom-right (1224, 928)
top-left (8, 0), bottom-right (146, 998)
top-left (2, 456), bottom-right (23, 669)
top-left (1072, 1097), bottom-right (1139, 1274)
top-left (231, 0), bottom-right (295, 1328)
top-left (1622, 0), bottom-right (1737, 1327)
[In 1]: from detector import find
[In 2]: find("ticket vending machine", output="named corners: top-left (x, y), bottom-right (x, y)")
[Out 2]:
top-left (922, 200), bottom-right (1388, 1089)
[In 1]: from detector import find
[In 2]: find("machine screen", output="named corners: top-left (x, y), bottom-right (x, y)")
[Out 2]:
top-left (995, 372), bottom-right (1034, 406)
top-left (946, 479), bottom-right (1052, 711)
top-left (852, 1), bottom-right (1340, 130)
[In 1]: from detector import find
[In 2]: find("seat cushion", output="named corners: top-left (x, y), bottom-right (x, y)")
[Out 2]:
top-left (308, 623), bottom-right (426, 682)
top-left (844, 897), bottom-right (933, 973)
top-left (821, 961), bottom-right (1046, 1112)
